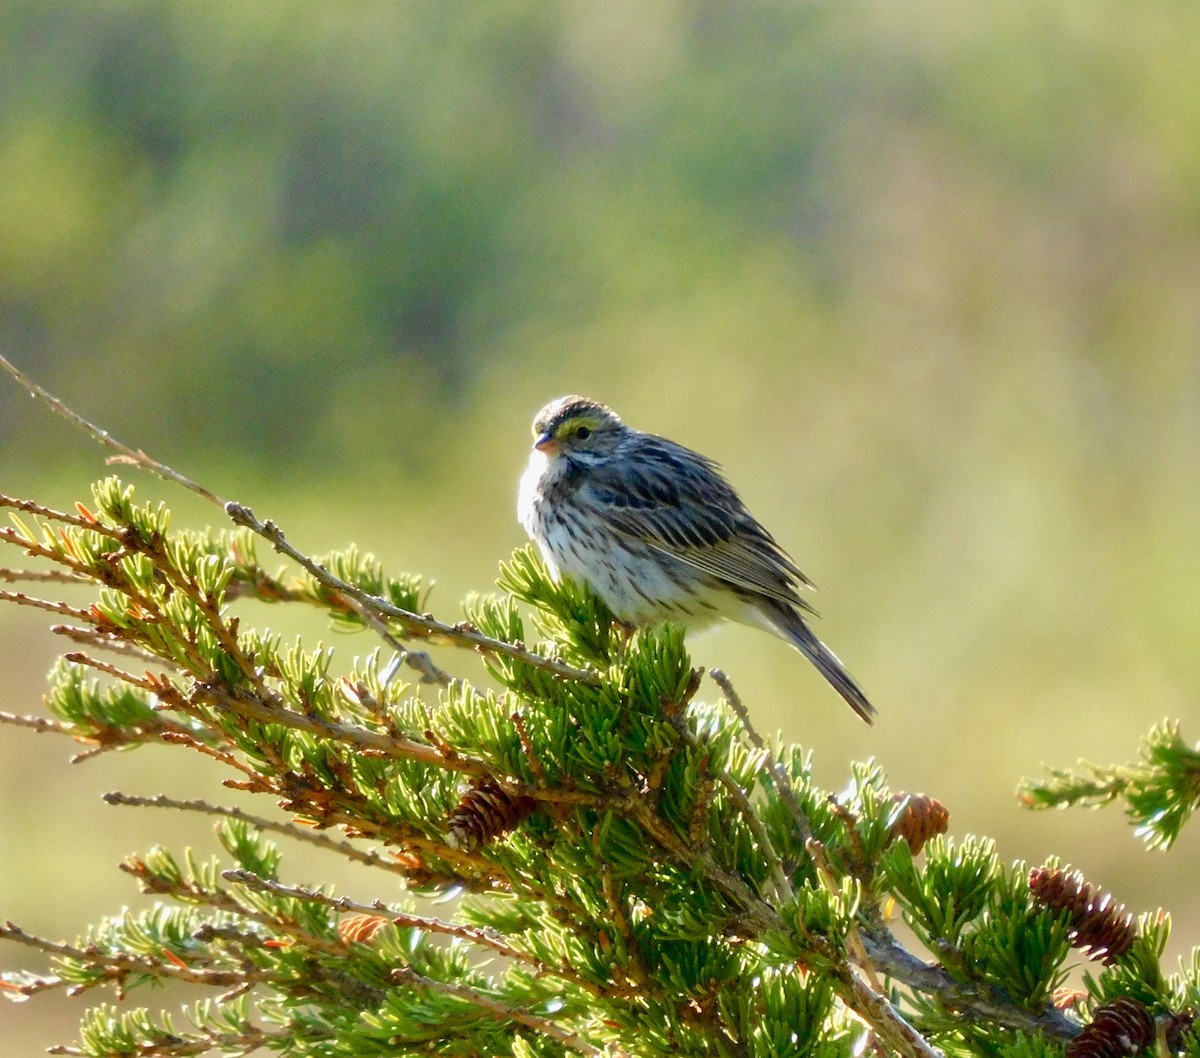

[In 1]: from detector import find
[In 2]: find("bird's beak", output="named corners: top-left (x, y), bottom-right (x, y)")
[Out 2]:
top-left (533, 431), bottom-right (561, 455)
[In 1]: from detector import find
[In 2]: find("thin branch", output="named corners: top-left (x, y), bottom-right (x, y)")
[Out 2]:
top-left (52, 623), bottom-right (170, 666)
top-left (665, 695), bottom-right (793, 905)
top-left (620, 784), bottom-right (782, 936)
top-left (859, 923), bottom-right (1080, 1040)
top-left (390, 967), bottom-right (610, 1058)
top-left (0, 567), bottom-right (89, 585)
top-left (102, 792), bottom-right (416, 878)
top-left (0, 494), bottom-right (126, 537)
top-left (47, 1028), bottom-right (276, 1058)
top-left (1, 355), bottom-right (595, 689)
top-left (0, 921), bottom-right (262, 993)
top-left (710, 667), bottom-right (812, 845)
top-left (716, 770), bottom-right (792, 903)
top-left (0, 355), bottom-right (227, 507)
top-left (832, 966), bottom-right (944, 1058)
top-left (223, 869), bottom-right (617, 998)
top-left (117, 860), bottom-right (348, 960)
top-left (63, 650), bottom-right (160, 692)
top-left (0, 589), bottom-right (93, 621)
top-left (226, 502), bottom-right (602, 687)
top-left (0, 710), bottom-right (79, 737)
top-left (190, 677), bottom-right (490, 776)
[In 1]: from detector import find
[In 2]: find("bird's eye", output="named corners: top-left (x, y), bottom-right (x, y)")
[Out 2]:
top-left (575, 425), bottom-right (592, 441)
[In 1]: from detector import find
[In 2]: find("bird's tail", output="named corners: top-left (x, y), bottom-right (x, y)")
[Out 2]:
top-left (770, 606), bottom-right (876, 724)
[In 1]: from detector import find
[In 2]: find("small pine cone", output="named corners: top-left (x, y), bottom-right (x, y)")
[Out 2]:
top-left (337, 913), bottom-right (391, 946)
top-left (1065, 998), bottom-right (1153, 1058)
top-left (890, 793), bottom-right (950, 854)
top-left (1163, 1009), bottom-right (1197, 1052)
top-left (1029, 866), bottom-right (1137, 963)
top-left (445, 777), bottom-right (536, 852)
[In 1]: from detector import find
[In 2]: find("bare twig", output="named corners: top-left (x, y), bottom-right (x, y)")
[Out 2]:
top-left (0, 589), bottom-right (93, 621)
top-left (0, 567), bottom-right (89, 585)
top-left (0, 710), bottom-right (79, 737)
top-left (0, 355), bottom-right (226, 507)
top-left (0, 707), bottom-right (198, 763)
top-left (103, 792), bottom-right (415, 878)
top-left (710, 668), bottom-right (812, 845)
top-left (63, 650), bottom-right (160, 692)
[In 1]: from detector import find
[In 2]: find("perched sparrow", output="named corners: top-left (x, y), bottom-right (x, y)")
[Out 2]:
top-left (518, 395), bottom-right (875, 723)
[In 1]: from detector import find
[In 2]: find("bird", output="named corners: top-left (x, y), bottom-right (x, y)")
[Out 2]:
top-left (517, 395), bottom-right (876, 723)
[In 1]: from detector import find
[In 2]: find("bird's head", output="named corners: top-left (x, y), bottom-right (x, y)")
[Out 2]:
top-left (530, 395), bottom-right (625, 464)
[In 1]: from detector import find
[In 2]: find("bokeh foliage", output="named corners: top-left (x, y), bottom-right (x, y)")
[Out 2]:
top-left (4, 1), bottom-right (1200, 476)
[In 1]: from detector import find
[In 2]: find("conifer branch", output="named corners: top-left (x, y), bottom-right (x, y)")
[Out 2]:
top-left (46, 1028), bottom-right (277, 1058)
top-left (389, 967), bottom-right (611, 1058)
top-left (0, 921), bottom-right (264, 995)
top-left (1, 355), bottom-right (599, 690)
top-left (857, 924), bottom-right (1079, 1039)
top-left (117, 858), bottom-right (349, 960)
top-left (710, 667), bottom-right (813, 845)
top-left (52, 623), bottom-right (166, 664)
top-left (187, 672), bottom-right (488, 773)
top-left (1, 566), bottom-right (90, 585)
top-left (7, 362), bottom-right (1200, 1058)
top-left (222, 869), bottom-right (620, 999)
top-left (102, 793), bottom-right (416, 877)
top-left (225, 500), bottom-right (602, 686)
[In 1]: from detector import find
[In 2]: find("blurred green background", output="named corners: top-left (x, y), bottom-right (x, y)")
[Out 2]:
top-left (3, 0), bottom-right (1200, 1049)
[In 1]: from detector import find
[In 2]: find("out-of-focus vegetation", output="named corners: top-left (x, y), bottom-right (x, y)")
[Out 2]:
top-left (2, 1), bottom-right (1199, 1050)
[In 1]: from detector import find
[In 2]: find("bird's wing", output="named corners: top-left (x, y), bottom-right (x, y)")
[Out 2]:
top-left (581, 437), bottom-right (816, 611)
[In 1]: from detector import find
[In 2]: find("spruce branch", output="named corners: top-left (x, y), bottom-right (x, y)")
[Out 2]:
top-left (101, 792), bottom-right (416, 877)
top-left (52, 622), bottom-right (168, 665)
top-left (221, 869), bottom-right (619, 999)
top-left (1, 355), bottom-right (596, 690)
top-left (710, 666), bottom-right (813, 846)
top-left (225, 499), bottom-right (601, 687)
top-left (857, 924), bottom-right (1080, 1039)
top-left (8, 363), bottom-right (1200, 1057)
top-left (389, 967), bottom-right (611, 1058)
top-left (0, 921), bottom-right (264, 996)
top-left (1021, 720), bottom-right (1200, 850)
top-left (47, 1027), bottom-right (276, 1058)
